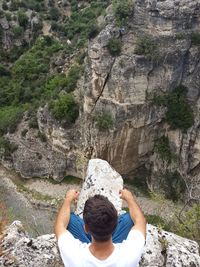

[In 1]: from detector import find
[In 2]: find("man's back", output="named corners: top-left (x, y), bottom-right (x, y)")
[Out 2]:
top-left (58, 228), bottom-right (145, 267)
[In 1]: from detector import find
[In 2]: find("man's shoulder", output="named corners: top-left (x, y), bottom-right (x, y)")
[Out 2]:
top-left (58, 230), bottom-right (89, 249)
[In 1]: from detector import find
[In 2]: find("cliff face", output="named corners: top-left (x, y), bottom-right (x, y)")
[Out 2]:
top-left (1, 160), bottom-right (200, 267)
top-left (3, 0), bottom-right (200, 198)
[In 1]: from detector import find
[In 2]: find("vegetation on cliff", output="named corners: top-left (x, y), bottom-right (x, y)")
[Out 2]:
top-left (0, 0), bottom-right (111, 155)
top-left (153, 85), bottom-right (194, 132)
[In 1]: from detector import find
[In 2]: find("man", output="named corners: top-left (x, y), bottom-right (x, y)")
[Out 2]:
top-left (54, 189), bottom-right (146, 267)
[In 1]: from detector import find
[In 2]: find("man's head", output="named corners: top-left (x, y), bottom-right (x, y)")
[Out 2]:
top-left (83, 195), bottom-right (118, 242)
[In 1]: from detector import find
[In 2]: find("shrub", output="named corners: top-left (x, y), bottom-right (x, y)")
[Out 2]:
top-left (88, 24), bottom-right (99, 39)
top-left (145, 214), bottom-right (170, 231)
top-left (0, 106), bottom-right (23, 135)
top-left (191, 32), bottom-right (200, 46)
top-left (112, 0), bottom-right (133, 26)
top-left (49, 7), bottom-right (60, 20)
top-left (45, 65), bottom-right (83, 96)
top-left (12, 26), bottom-right (24, 37)
top-left (28, 115), bottom-right (38, 129)
top-left (107, 38), bottom-right (122, 56)
top-left (95, 113), bottom-right (114, 130)
top-left (153, 86), bottom-right (194, 132)
top-left (162, 171), bottom-right (186, 202)
top-left (64, 1), bottom-right (110, 48)
top-left (45, 74), bottom-right (68, 94)
top-left (11, 37), bottom-right (62, 103)
top-left (9, 0), bottom-right (18, 11)
top-left (37, 131), bottom-right (47, 142)
top-left (175, 33), bottom-right (186, 40)
top-left (135, 35), bottom-right (158, 61)
top-left (0, 64), bottom-right (10, 76)
top-left (0, 137), bottom-right (18, 157)
top-left (49, 94), bottom-right (79, 124)
top-left (154, 136), bottom-right (174, 163)
top-left (65, 64), bottom-right (83, 92)
top-left (18, 11), bottom-right (29, 29)
top-left (2, 1), bottom-right (8, 10)
top-left (166, 86), bottom-right (194, 131)
top-left (176, 204), bottom-right (200, 243)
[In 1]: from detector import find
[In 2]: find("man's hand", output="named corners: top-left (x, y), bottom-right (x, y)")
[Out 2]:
top-left (120, 188), bottom-right (146, 238)
top-left (119, 189), bottom-right (134, 203)
top-left (54, 189), bottom-right (79, 239)
top-left (65, 189), bottom-right (79, 203)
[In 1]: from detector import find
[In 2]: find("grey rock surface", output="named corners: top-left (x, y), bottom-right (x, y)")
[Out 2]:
top-left (0, 159), bottom-right (200, 267)
top-left (76, 159), bottom-right (123, 216)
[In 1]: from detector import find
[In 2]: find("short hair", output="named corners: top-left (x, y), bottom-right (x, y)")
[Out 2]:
top-left (83, 195), bottom-right (118, 242)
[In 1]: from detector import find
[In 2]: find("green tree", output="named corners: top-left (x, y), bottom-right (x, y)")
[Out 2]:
top-left (112, 0), bottom-right (134, 26)
top-left (166, 86), bottom-right (194, 131)
top-left (107, 38), bottom-right (122, 56)
top-left (18, 11), bottom-right (29, 29)
top-left (154, 136), bottom-right (174, 163)
top-left (95, 113), bottom-right (114, 130)
top-left (135, 35), bottom-right (158, 61)
top-left (0, 106), bottom-right (24, 135)
top-left (49, 94), bottom-right (79, 124)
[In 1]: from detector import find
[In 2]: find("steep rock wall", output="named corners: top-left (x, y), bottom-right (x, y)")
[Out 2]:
top-left (3, 0), bottom-right (200, 199)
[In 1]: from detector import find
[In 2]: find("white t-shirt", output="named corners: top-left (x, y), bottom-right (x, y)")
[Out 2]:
top-left (58, 229), bottom-right (145, 267)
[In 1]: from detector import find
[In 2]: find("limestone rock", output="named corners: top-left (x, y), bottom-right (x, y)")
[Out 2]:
top-left (75, 159), bottom-right (123, 216)
top-left (0, 221), bottom-right (63, 267)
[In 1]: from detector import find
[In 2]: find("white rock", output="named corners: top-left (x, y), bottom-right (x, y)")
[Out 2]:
top-left (76, 159), bottom-right (123, 216)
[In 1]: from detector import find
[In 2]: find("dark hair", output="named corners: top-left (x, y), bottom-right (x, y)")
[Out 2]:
top-left (83, 195), bottom-right (118, 242)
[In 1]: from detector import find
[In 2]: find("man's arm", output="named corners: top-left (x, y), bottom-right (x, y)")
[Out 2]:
top-left (120, 189), bottom-right (146, 238)
top-left (54, 189), bottom-right (79, 239)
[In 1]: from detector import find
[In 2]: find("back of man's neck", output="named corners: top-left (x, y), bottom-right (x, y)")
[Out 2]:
top-left (89, 239), bottom-right (115, 260)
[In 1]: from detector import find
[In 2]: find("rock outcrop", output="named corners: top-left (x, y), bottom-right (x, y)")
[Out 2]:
top-left (1, 159), bottom-right (200, 267)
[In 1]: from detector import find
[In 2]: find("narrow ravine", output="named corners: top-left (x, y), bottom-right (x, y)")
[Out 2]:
top-left (0, 166), bottom-right (56, 237)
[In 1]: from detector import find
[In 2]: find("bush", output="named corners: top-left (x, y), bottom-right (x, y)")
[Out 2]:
top-left (12, 26), bottom-right (24, 37)
top-left (176, 204), bottom-right (200, 243)
top-left (95, 113), bottom-right (114, 130)
top-left (107, 38), bottom-right (122, 56)
top-left (18, 11), bottom-right (29, 29)
top-left (45, 74), bottom-right (68, 94)
top-left (65, 64), bottom-right (83, 92)
top-left (135, 35), bottom-right (158, 61)
top-left (28, 115), bottom-right (38, 129)
top-left (166, 86), bottom-right (194, 131)
top-left (112, 0), bottom-right (133, 26)
top-left (0, 106), bottom-right (23, 135)
top-left (37, 131), bottom-right (47, 142)
top-left (146, 214), bottom-right (170, 231)
top-left (153, 86), bottom-right (194, 132)
top-left (154, 136), bottom-right (174, 163)
top-left (49, 94), bottom-right (79, 124)
top-left (162, 171), bottom-right (186, 202)
top-left (191, 32), bottom-right (200, 45)
top-left (0, 64), bottom-right (10, 76)
top-left (64, 1), bottom-right (110, 48)
top-left (2, 1), bottom-right (8, 10)
top-left (11, 37), bottom-right (62, 104)
top-left (88, 24), bottom-right (99, 39)
top-left (0, 137), bottom-right (18, 157)
top-left (49, 7), bottom-right (60, 20)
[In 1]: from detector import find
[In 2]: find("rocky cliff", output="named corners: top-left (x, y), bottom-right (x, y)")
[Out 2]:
top-left (1, 159), bottom-right (200, 267)
top-left (2, 0), bottom-right (200, 199)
